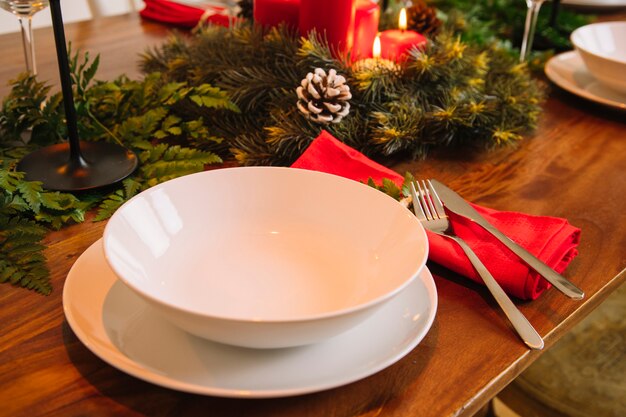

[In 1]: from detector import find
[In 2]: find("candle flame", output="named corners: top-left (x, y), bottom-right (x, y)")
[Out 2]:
top-left (399, 8), bottom-right (407, 31)
top-left (373, 34), bottom-right (381, 59)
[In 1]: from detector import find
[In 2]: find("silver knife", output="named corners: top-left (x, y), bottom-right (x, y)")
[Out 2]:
top-left (429, 179), bottom-right (584, 300)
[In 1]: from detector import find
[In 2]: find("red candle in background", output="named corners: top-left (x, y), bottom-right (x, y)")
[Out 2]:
top-left (254, 0), bottom-right (300, 29)
top-left (299, 0), bottom-right (356, 55)
top-left (352, 0), bottom-right (380, 61)
top-left (379, 8), bottom-right (426, 62)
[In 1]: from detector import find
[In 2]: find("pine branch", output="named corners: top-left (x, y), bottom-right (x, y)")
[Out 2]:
top-left (229, 130), bottom-right (276, 166)
top-left (369, 99), bottom-right (428, 157)
top-left (219, 65), bottom-right (300, 113)
top-left (264, 108), bottom-right (322, 165)
top-left (350, 63), bottom-right (404, 104)
top-left (296, 30), bottom-right (352, 73)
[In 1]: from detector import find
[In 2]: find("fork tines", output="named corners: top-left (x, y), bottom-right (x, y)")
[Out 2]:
top-left (411, 180), bottom-right (446, 221)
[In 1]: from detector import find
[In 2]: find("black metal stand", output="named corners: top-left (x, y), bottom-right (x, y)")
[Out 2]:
top-left (17, 0), bottom-right (137, 191)
top-left (550, 0), bottom-right (561, 27)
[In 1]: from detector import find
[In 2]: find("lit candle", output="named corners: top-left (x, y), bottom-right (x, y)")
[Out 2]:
top-left (299, 0), bottom-right (356, 56)
top-left (352, 0), bottom-right (380, 61)
top-left (254, 0), bottom-right (300, 29)
top-left (352, 33), bottom-right (399, 73)
top-left (373, 34), bottom-right (381, 58)
top-left (379, 8), bottom-right (426, 62)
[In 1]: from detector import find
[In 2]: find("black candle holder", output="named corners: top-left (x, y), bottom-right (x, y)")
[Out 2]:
top-left (17, 0), bottom-right (137, 191)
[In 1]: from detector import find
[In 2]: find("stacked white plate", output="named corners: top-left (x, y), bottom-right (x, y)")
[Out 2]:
top-left (63, 167), bottom-right (437, 397)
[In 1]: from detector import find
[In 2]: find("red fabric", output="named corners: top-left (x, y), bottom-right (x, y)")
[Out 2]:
top-left (254, 0), bottom-right (300, 29)
top-left (291, 130), bottom-right (581, 300)
top-left (291, 130), bottom-right (404, 189)
top-left (140, 0), bottom-right (232, 28)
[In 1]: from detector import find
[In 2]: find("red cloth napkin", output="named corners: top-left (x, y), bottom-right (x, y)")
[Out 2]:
top-left (140, 0), bottom-right (231, 28)
top-left (292, 130), bottom-right (581, 300)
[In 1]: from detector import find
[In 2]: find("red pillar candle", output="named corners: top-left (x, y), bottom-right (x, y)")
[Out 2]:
top-left (352, 0), bottom-right (380, 61)
top-left (299, 0), bottom-right (356, 55)
top-left (379, 8), bottom-right (426, 62)
top-left (254, 0), bottom-right (300, 29)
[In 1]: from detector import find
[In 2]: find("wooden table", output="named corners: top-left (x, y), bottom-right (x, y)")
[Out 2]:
top-left (1, 13), bottom-right (625, 417)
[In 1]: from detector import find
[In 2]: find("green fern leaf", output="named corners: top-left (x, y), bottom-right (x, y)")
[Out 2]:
top-left (1, 216), bottom-right (47, 237)
top-left (0, 264), bottom-right (19, 281)
top-left (160, 82), bottom-right (191, 105)
top-left (39, 191), bottom-right (80, 211)
top-left (7, 194), bottom-right (30, 212)
top-left (365, 173), bottom-right (415, 201)
top-left (94, 190), bottom-right (126, 221)
top-left (190, 85), bottom-right (240, 112)
top-left (0, 216), bottom-right (51, 294)
top-left (139, 145), bottom-right (221, 183)
top-left (0, 170), bottom-right (22, 193)
top-left (17, 268), bottom-right (51, 294)
top-left (83, 54), bottom-right (100, 89)
top-left (140, 143), bottom-right (168, 164)
top-left (7, 243), bottom-right (46, 257)
top-left (9, 270), bottom-right (25, 284)
top-left (16, 181), bottom-right (43, 214)
top-left (123, 178), bottom-right (143, 199)
top-left (400, 172), bottom-right (416, 198)
top-left (381, 178), bottom-right (402, 200)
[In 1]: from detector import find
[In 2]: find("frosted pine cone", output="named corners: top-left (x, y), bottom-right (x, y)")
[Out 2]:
top-left (296, 68), bottom-right (352, 124)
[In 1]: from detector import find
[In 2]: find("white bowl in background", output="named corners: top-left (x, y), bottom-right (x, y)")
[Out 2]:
top-left (571, 22), bottom-right (626, 94)
top-left (103, 167), bottom-right (428, 349)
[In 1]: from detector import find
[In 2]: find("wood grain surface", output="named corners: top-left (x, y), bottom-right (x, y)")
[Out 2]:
top-left (1, 12), bottom-right (625, 417)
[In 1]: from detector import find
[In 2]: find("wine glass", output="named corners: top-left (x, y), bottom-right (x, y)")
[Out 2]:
top-left (519, 0), bottom-right (546, 62)
top-left (0, 0), bottom-right (49, 74)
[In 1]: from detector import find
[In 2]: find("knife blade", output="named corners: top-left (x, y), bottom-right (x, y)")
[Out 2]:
top-left (429, 179), bottom-right (584, 300)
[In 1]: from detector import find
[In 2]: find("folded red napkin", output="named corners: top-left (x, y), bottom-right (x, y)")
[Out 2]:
top-left (140, 0), bottom-right (231, 28)
top-left (292, 130), bottom-right (581, 300)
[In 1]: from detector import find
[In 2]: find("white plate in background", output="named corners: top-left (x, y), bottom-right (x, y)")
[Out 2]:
top-left (545, 50), bottom-right (626, 110)
top-left (562, 0), bottom-right (626, 8)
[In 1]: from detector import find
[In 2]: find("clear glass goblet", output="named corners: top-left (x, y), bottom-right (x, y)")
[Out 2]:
top-left (0, 0), bottom-right (50, 74)
top-left (519, 0), bottom-right (546, 62)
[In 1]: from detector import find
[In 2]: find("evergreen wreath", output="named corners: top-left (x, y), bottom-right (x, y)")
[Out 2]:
top-left (141, 23), bottom-right (543, 166)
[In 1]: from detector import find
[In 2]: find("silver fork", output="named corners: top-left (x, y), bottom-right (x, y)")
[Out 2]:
top-left (411, 180), bottom-right (544, 350)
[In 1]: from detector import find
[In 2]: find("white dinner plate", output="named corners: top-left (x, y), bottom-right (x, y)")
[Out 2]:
top-left (545, 50), bottom-right (626, 111)
top-left (562, 0), bottom-right (626, 8)
top-left (63, 239), bottom-right (437, 398)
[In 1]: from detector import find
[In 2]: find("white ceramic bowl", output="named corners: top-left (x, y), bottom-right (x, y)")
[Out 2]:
top-left (103, 167), bottom-right (428, 348)
top-left (571, 22), bottom-right (626, 94)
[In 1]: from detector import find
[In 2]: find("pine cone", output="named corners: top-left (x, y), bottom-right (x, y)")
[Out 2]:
top-left (407, 1), bottom-right (442, 37)
top-left (296, 68), bottom-right (352, 124)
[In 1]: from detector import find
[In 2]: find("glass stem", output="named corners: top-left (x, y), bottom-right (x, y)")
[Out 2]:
top-left (519, 0), bottom-right (544, 63)
top-left (18, 16), bottom-right (37, 74)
